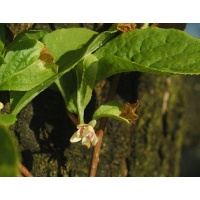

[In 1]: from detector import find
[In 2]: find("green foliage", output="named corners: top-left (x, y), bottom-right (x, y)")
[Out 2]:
top-left (1, 26), bottom-right (200, 123)
top-left (41, 28), bottom-right (98, 69)
top-left (2, 26), bottom-right (200, 122)
top-left (0, 24), bottom-right (5, 53)
top-left (0, 125), bottom-right (20, 176)
top-left (0, 24), bottom-right (5, 65)
top-left (75, 54), bottom-right (98, 123)
top-left (14, 30), bottom-right (48, 41)
top-left (92, 100), bottom-right (130, 124)
top-left (0, 114), bottom-right (17, 125)
top-left (1, 25), bottom-right (200, 176)
top-left (94, 27), bottom-right (200, 82)
top-left (0, 39), bottom-right (57, 91)
top-left (10, 28), bottom-right (116, 116)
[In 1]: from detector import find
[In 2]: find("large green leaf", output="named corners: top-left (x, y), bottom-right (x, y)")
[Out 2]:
top-left (0, 125), bottom-right (20, 176)
top-left (95, 27), bottom-right (200, 77)
top-left (0, 39), bottom-right (58, 91)
top-left (95, 55), bottom-right (166, 83)
top-left (41, 28), bottom-right (98, 70)
top-left (92, 100), bottom-right (130, 124)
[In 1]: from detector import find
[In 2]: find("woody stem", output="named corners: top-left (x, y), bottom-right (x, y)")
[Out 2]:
top-left (19, 163), bottom-right (33, 177)
top-left (89, 74), bottom-right (121, 177)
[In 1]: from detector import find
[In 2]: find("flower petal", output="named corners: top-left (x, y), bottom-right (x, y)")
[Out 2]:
top-left (70, 131), bottom-right (82, 143)
top-left (82, 136), bottom-right (90, 144)
top-left (82, 137), bottom-right (91, 148)
top-left (91, 134), bottom-right (98, 146)
top-left (77, 124), bottom-right (87, 129)
top-left (88, 120), bottom-right (96, 128)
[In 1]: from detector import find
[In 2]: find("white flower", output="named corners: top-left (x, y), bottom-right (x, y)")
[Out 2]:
top-left (70, 120), bottom-right (98, 148)
top-left (0, 102), bottom-right (4, 110)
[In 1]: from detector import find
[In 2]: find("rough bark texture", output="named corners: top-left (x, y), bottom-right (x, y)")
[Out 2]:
top-left (2, 23), bottom-right (199, 177)
top-left (14, 74), bottom-right (186, 177)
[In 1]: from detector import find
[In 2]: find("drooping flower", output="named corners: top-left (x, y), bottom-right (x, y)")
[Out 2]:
top-left (70, 120), bottom-right (98, 148)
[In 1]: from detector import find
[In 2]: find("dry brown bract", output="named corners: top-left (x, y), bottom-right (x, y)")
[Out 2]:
top-left (120, 100), bottom-right (139, 123)
top-left (117, 23), bottom-right (137, 33)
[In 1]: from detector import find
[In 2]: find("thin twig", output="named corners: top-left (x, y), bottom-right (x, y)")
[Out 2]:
top-left (67, 109), bottom-right (79, 125)
top-left (89, 74), bottom-right (121, 177)
top-left (19, 163), bottom-right (33, 177)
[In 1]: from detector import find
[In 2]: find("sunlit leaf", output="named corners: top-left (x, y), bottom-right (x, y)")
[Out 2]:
top-left (10, 28), bottom-right (118, 116)
top-left (92, 100), bottom-right (138, 124)
top-left (95, 27), bottom-right (200, 79)
top-left (0, 40), bottom-right (57, 91)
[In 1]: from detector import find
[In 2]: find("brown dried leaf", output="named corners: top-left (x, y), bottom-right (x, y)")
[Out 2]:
top-left (120, 100), bottom-right (139, 123)
top-left (117, 23), bottom-right (137, 33)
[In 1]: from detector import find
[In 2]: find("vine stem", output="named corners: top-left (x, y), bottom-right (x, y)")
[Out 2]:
top-left (19, 163), bottom-right (33, 177)
top-left (89, 74), bottom-right (121, 177)
top-left (67, 109), bottom-right (79, 125)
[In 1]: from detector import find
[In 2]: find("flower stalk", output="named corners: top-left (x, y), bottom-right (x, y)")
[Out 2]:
top-left (89, 74), bottom-right (121, 176)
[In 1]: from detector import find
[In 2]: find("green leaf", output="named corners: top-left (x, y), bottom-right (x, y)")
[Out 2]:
top-left (0, 125), bottom-right (20, 176)
top-left (92, 100), bottom-right (130, 124)
top-left (85, 29), bottom-right (118, 55)
top-left (41, 28), bottom-right (98, 70)
top-left (2, 30), bottom-right (48, 57)
top-left (96, 55), bottom-right (168, 83)
top-left (0, 114), bottom-right (17, 125)
top-left (0, 55), bottom-right (4, 66)
top-left (10, 30), bottom-right (96, 115)
top-left (10, 28), bottom-right (118, 116)
top-left (76, 54), bottom-right (98, 123)
top-left (49, 28), bottom-right (117, 114)
top-left (0, 24), bottom-right (5, 53)
top-left (0, 39), bottom-right (58, 91)
top-left (55, 70), bottom-right (78, 114)
top-left (95, 27), bottom-right (200, 76)
top-left (14, 30), bottom-right (48, 41)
